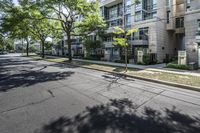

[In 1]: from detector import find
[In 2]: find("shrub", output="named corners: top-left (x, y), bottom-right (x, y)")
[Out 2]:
top-left (166, 63), bottom-right (190, 70)
top-left (83, 54), bottom-right (104, 61)
top-left (143, 54), bottom-right (157, 65)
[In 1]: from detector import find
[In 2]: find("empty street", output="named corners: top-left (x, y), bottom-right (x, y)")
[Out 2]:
top-left (0, 54), bottom-right (200, 133)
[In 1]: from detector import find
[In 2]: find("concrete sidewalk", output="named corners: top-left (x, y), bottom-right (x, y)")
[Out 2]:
top-left (73, 59), bottom-right (200, 77)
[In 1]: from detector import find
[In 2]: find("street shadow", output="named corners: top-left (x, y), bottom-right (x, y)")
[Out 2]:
top-left (49, 63), bottom-right (79, 69)
top-left (0, 70), bottom-right (75, 92)
top-left (102, 73), bottom-right (135, 90)
top-left (35, 98), bottom-right (200, 133)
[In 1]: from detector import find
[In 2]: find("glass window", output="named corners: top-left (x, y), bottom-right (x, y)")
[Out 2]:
top-left (176, 17), bottom-right (184, 28)
top-left (135, 11), bottom-right (142, 22)
top-left (124, 0), bottom-right (131, 13)
top-left (109, 19), bottom-right (122, 27)
top-left (125, 14), bottom-right (131, 26)
top-left (132, 27), bottom-right (149, 40)
top-left (167, 11), bottom-right (170, 23)
top-left (109, 6), bottom-right (118, 19)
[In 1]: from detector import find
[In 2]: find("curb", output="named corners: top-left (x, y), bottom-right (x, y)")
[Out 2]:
top-left (64, 62), bottom-right (200, 92)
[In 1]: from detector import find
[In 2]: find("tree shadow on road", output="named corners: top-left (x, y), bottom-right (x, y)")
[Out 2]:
top-left (35, 98), bottom-right (200, 133)
top-left (0, 70), bottom-right (75, 92)
top-left (102, 73), bottom-right (135, 90)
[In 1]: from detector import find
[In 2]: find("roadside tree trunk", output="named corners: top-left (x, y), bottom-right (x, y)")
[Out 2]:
top-left (26, 38), bottom-right (29, 57)
top-left (41, 41), bottom-right (45, 58)
top-left (125, 46), bottom-right (128, 72)
top-left (67, 32), bottom-right (72, 62)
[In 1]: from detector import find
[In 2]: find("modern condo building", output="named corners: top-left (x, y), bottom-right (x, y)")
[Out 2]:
top-left (100, 0), bottom-right (200, 66)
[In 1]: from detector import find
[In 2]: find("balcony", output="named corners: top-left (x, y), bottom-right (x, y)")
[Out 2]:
top-left (166, 22), bottom-right (175, 31)
top-left (175, 27), bottom-right (185, 34)
top-left (130, 40), bottom-right (148, 46)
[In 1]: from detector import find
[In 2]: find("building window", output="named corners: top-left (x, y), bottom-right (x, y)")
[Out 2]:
top-left (109, 6), bottom-right (118, 19)
top-left (167, 11), bottom-right (170, 23)
top-left (107, 3), bottom-right (123, 20)
top-left (166, 0), bottom-right (171, 7)
top-left (197, 20), bottom-right (200, 36)
top-left (124, 0), bottom-right (131, 13)
top-left (198, 19), bottom-right (200, 27)
top-left (125, 14), bottom-right (131, 27)
top-left (108, 19), bottom-right (122, 27)
top-left (135, 2), bottom-right (142, 12)
top-left (135, 11), bottom-right (142, 22)
top-left (135, 0), bottom-right (157, 22)
top-left (132, 27), bottom-right (149, 40)
top-left (176, 17), bottom-right (184, 28)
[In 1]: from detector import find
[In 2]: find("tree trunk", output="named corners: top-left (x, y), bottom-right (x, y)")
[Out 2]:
top-left (26, 38), bottom-right (29, 57)
top-left (42, 41), bottom-right (45, 58)
top-left (21, 39), bottom-right (24, 55)
top-left (62, 40), bottom-right (65, 56)
top-left (67, 32), bottom-right (72, 62)
top-left (125, 46), bottom-right (128, 72)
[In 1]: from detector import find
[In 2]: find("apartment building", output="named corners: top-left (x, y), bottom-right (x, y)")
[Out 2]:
top-left (100, 0), bottom-right (200, 66)
top-left (184, 0), bottom-right (200, 67)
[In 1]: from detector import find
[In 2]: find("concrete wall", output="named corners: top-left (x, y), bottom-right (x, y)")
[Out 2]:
top-left (185, 11), bottom-right (200, 63)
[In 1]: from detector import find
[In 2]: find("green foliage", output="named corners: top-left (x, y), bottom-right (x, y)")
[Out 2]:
top-left (38, 0), bottom-right (105, 61)
top-left (29, 45), bottom-right (37, 52)
top-left (0, 35), bottom-right (14, 51)
top-left (76, 13), bottom-right (106, 35)
top-left (83, 39), bottom-right (102, 53)
top-left (166, 63), bottom-right (190, 70)
top-left (83, 54), bottom-right (104, 61)
top-left (113, 27), bottom-right (138, 48)
top-left (112, 26), bottom-right (138, 71)
top-left (143, 54), bottom-right (157, 65)
top-left (45, 42), bottom-right (53, 51)
top-left (134, 0), bottom-right (141, 5)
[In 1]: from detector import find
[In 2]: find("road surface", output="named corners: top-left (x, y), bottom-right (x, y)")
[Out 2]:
top-left (0, 54), bottom-right (200, 133)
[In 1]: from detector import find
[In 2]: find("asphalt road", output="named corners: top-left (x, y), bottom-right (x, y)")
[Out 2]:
top-left (0, 54), bottom-right (200, 133)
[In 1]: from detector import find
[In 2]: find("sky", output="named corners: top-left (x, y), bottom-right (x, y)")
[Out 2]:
top-left (13, 0), bottom-right (18, 5)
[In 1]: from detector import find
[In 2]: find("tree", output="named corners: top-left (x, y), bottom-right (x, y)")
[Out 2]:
top-left (83, 39), bottom-right (102, 56)
top-left (0, 1), bottom-right (32, 56)
top-left (39, 0), bottom-right (105, 61)
top-left (113, 27), bottom-right (138, 72)
top-left (0, 0), bottom-right (61, 57)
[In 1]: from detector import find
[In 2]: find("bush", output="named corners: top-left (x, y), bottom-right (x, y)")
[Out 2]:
top-left (143, 54), bottom-right (157, 65)
top-left (83, 54), bottom-right (104, 61)
top-left (166, 63), bottom-right (190, 70)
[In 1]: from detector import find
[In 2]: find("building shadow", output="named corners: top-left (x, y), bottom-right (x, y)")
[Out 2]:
top-left (35, 98), bottom-right (200, 133)
top-left (0, 70), bottom-right (75, 92)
